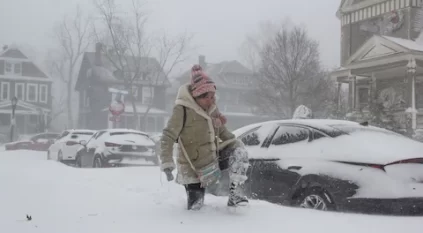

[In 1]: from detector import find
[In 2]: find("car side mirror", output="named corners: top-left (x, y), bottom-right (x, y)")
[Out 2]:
top-left (79, 140), bottom-right (87, 146)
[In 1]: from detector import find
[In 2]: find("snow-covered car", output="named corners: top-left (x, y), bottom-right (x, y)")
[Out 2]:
top-left (75, 128), bottom-right (158, 168)
top-left (47, 129), bottom-right (96, 163)
top-left (4, 132), bottom-right (60, 151)
top-left (209, 119), bottom-right (423, 216)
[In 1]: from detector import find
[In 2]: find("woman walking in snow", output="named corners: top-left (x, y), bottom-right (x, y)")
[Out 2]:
top-left (159, 65), bottom-right (250, 210)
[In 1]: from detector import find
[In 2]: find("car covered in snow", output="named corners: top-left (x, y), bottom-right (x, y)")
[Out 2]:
top-left (209, 119), bottom-right (423, 216)
top-left (75, 128), bottom-right (158, 168)
top-left (47, 129), bottom-right (96, 163)
top-left (4, 132), bottom-right (60, 151)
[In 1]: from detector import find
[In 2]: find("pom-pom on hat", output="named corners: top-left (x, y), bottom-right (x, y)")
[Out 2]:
top-left (190, 65), bottom-right (216, 98)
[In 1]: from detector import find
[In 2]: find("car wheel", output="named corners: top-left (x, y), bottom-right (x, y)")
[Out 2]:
top-left (93, 155), bottom-right (103, 168)
top-left (75, 156), bottom-right (82, 168)
top-left (58, 151), bottom-right (64, 163)
top-left (298, 187), bottom-right (335, 211)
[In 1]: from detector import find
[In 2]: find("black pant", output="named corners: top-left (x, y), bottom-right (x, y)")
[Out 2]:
top-left (184, 183), bottom-right (205, 210)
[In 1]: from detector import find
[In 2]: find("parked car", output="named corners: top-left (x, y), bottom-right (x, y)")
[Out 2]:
top-left (4, 132), bottom-right (60, 151)
top-left (208, 119), bottom-right (423, 216)
top-left (47, 129), bottom-right (96, 163)
top-left (75, 128), bottom-right (158, 168)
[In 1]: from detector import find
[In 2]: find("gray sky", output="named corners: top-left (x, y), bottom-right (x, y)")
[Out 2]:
top-left (0, 0), bottom-right (341, 76)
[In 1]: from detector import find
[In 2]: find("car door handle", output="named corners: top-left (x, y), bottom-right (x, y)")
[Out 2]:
top-left (287, 166), bottom-right (302, 171)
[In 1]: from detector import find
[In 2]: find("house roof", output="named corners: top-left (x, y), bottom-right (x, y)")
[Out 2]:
top-left (0, 100), bottom-right (51, 114)
top-left (0, 45), bottom-right (51, 81)
top-left (330, 34), bottom-right (423, 80)
top-left (382, 36), bottom-right (423, 52)
top-left (77, 52), bottom-right (170, 89)
top-left (173, 60), bottom-right (256, 89)
top-left (343, 35), bottom-right (423, 66)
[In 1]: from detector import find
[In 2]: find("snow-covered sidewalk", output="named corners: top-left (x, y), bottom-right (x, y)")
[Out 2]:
top-left (0, 150), bottom-right (422, 233)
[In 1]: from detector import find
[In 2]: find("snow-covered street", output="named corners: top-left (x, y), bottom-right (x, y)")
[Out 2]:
top-left (1, 149), bottom-right (422, 233)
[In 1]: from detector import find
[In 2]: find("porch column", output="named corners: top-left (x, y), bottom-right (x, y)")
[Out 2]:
top-left (44, 113), bottom-right (47, 132)
top-left (336, 82), bottom-right (342, 112)
top-left (407, 58), bottom-right (417, 130)
top-left (348, 76), bottom-right (356, 111)
top-left (370, 73), bottom-right (377, 104)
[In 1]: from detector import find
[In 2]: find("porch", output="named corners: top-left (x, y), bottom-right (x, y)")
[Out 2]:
top-left (331, 35), bottom-right (423, 132)
top-left (0, 100), bottom-right (50, 139)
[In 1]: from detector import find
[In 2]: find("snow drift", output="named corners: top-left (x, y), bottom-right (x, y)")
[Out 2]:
top-left (0, 150), bottom-right (422, 233)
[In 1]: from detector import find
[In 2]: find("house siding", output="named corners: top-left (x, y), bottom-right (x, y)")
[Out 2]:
top-left (0, 49), bottom-right (28, 59)
top-left (75, 51), bottom-right (170, 131)
top-left (340, 6), bottom-right (412, 65)
top-left (0, 79), bottom-right (52, 109)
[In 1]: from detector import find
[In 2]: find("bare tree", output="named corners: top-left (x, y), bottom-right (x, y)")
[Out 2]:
top-left (92, 0), bottom-right (193, 130)
top-left (253, 24), bottom-right (324, 117)
top-left (48, 85), bottom-right (68, 129)
top-left (297, 70), bottom-right (339, 118)
top-left (238, 20), bottom-right (292, 72)
top-left (48, 5), bottom-right (92, 128)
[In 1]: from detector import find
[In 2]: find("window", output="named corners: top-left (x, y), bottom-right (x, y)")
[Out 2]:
top-left (239, 124), bottom-right (278, 147)
top-left (142, 86), bottom-right (154, 104)
top-left (4, 61), bottom-right (22, 75)
top-left (95, 131), bottom-right (107, 139)
top-left (27, 83), bottom-right (38, 102)
top-left (15, 83), bottom-right (25, 100)
top-left (241, 128), bottom-right (262, 146)
top-left (270, 126), bottom-right (310, 146)
top-left (312, 130), bottom-right (327, 141)
top-left (39, 84), bottom-right (48, 103)
top-left (1, 82), bottom-right (10, 100)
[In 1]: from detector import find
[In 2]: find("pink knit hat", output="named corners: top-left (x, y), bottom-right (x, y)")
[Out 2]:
top-left (190, 65), bottom-right (216, 98)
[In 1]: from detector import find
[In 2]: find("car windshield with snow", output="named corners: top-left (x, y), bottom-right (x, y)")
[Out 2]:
top-left (75, 129), bottom-right (158, 168)
top-left (209, 119), bottom-right (423, 215)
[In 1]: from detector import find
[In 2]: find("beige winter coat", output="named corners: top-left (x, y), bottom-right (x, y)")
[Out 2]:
top-left (160, 84), bottom-right (237, 184)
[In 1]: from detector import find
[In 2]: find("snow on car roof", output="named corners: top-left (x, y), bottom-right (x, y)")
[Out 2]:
top-left (67, 129), bottom-right (96, 134)
top-left (100, 128), bottom-right (149, 135)
top-left (232, 119), bottom-right (361, 137)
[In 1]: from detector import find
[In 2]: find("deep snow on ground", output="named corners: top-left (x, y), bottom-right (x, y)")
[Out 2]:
top-left (1, 150), bottom-right (423, 233)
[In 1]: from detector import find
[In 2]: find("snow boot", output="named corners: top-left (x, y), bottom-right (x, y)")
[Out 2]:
top-left (227, 182), bottom-right (249, 207)
top-left (185, 183), bottom-right (205, 210)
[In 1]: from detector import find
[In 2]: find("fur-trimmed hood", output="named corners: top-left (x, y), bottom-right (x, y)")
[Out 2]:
top-left (174, 83), bottom-right (217, 117)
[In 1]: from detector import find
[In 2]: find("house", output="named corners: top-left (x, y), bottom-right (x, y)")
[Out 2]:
top-left (331, 0), bottom-right (423, 134)
top-left (74, 43), bottom-right (171, 134)
top-left (167, 55), bottom-right (272, 130)
top-left (0, 45), bottom-right (52, 139)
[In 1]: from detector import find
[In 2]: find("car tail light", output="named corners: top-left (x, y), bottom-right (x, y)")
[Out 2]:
top-left (105, 142), bottom-right (120, 147)
top-left (386, 158), bottom-right (423, 166)
top-left (66, 141), bottom-right (78, 146)
top-left (369, 164), bottom-right (385, 170)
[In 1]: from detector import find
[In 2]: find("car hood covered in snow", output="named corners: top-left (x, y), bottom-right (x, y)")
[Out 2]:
top-left (249, 129), bottom-right (423, 165)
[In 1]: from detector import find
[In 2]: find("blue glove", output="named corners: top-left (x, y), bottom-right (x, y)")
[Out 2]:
top-left (164, 168), bottom-right (174, 181)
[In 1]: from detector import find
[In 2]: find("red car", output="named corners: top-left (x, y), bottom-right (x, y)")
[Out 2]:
top-left (4, 132), bottom-right (60, 151)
